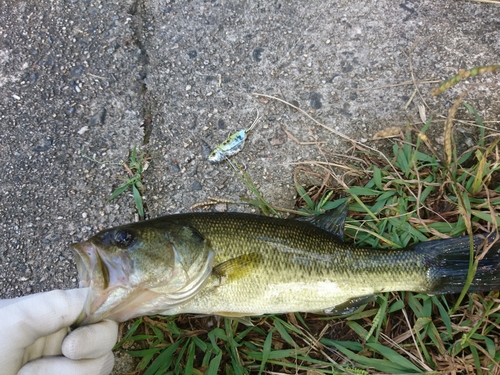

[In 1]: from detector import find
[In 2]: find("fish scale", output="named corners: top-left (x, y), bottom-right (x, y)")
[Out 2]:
top-left (72, 208), bottom-right (500, 325)
top-left (171, 213), bottom-right (428, 315)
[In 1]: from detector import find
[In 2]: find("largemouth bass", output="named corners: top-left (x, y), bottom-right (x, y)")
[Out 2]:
top-left (72, 204), bottom-right (500, 326)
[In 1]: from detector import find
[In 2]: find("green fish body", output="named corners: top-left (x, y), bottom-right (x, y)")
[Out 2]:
top-left (72, 206), bottom-right (500, 326)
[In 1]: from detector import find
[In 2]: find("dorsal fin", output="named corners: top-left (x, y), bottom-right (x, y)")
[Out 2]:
top-left (296, 200), bottom-right (349, 241)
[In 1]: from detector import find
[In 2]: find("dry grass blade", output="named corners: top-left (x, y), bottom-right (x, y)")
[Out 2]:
top-left (444, 92), bottom-right (467, 166)
top-left (432, 65), bottom-right (499, 96)
top-left (252, 92), bottom-right (408, 185)
top-left (373, 126), bottom-right (403, 140)
top-left (190, 197), bottom-right (237, 210)
top-left (351, 79), bottom-right (440, 92)
top-left (117, 89), bottom-right (500, 375)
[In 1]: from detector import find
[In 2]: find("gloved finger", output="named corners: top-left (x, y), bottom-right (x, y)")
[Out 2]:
top-left (17, 352), bottom-right (115, 375)
top-left (23, 328), bottom-right (68, 363)
top-left (1, 289), bottom-right (88, 348)
top-left (0, 289), bottom-right (89, 375)
top-left (0, 298), bottom-right (20, 308)
top-left (62, 319), bottom-right (119, 360)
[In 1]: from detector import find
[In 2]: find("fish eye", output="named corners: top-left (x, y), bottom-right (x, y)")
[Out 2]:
top-left (113, 230), bottom-right (135, 248)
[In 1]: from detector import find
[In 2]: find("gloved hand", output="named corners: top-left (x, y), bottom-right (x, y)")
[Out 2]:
top-left (0, 288), bottom-right (118, 375)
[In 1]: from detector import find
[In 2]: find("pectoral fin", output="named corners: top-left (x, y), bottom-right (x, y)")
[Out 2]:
top-left (213, 253), bottom-right (262, 282)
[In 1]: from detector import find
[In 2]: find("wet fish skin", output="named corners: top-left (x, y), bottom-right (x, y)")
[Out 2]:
top-left (72, 220), bottom-right (214, 326)
top-left (72, 209), bottom-right (500, 325)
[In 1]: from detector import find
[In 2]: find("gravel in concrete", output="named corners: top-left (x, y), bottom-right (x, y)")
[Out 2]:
top-left (1, 1), bottom-right (499, 373)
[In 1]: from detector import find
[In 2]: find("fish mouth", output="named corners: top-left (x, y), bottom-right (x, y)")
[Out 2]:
top-left (70, 233), bottom-right (216, 327)
top-left (71, 241), bottom-right (93, 288)
top-left (71, 241), bottom-right (130, 326)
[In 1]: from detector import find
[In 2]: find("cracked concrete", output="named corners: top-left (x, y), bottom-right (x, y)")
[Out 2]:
top-left (1, 0), bottom-right (499, 373)
top-left (142, 1), bottom-right (500, 221)
top-left (1, 0), bottom-right (145, 298)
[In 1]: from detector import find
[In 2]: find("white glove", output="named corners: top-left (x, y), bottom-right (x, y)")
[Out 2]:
top-left (0, 288), bottom-right (118, 375)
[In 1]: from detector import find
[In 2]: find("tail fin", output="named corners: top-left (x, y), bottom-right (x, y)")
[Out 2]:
top-left (417, 234), bottom-right (500, 294)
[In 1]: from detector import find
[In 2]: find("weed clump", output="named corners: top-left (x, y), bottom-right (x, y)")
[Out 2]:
top-left (115, 74), bottom-right (500, 373)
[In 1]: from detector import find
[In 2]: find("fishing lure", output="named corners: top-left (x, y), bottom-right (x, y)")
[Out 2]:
top-left (208, 111), bottom-right (260, 163)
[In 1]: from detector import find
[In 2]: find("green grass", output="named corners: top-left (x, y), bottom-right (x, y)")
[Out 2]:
top-left (108, 146), bottom-right (149, 220)
top-left (114, 95), bottom-right (500, 374)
